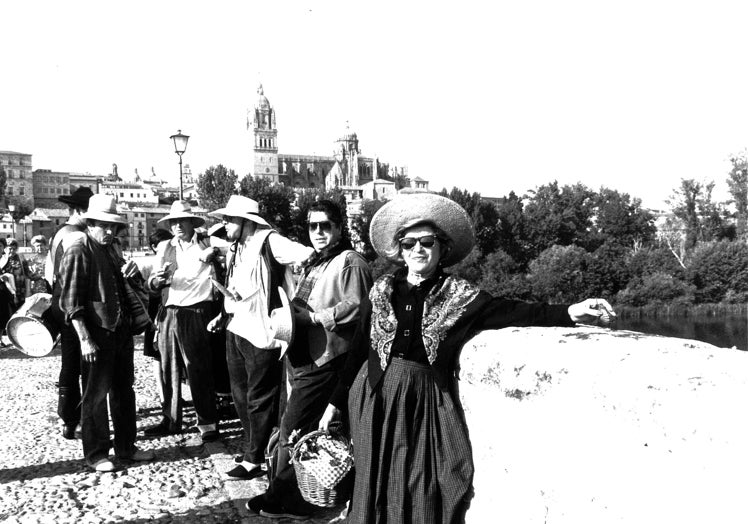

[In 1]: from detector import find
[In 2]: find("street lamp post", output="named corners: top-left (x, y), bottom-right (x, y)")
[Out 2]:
top-left (170, 130), bottom-right (190, 200)
top-left (7, 204), bottom-right (16, 243)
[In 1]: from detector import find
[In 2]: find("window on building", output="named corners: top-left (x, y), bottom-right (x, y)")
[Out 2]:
top-left (7, 188), bottom-right (12, 195)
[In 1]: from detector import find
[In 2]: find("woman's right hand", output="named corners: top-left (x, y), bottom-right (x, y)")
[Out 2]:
top-left (207, 313), bottom-right (225, 333)
top-left (318, 403), bottom-right (341, 432)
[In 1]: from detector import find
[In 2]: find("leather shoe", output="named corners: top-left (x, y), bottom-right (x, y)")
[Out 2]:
top-left (246, 494), bottom-right (266, 514)
top-left (144, 420), bottom-right (180, 437)
top-left (226, 464), bottom-right (264, 480)
top-left (200, 429), bottom-right (220, 442)
top-left (62, 425), bottom-right (76, 440)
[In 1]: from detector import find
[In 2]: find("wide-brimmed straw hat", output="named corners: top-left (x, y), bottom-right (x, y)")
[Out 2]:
top-left (58, 186), bottom-right (94, 209)
top-left (369, 192), bottom-right (474, 267)
top-left (81, 194), bottom-right (127, 225)
top-left (269, 287), bottom-right (295, 355)
top-left (157, 200), bottom-right (205, 227)
top-left (208, 195), bottom-right (270, 227)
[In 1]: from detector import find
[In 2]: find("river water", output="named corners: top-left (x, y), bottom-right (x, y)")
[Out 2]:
top-left (614, 313), bottom-right (748, 351)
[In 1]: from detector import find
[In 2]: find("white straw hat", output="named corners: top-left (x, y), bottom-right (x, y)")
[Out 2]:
top-left (208, 195), bottom-right (270, 227)
top-left (157, 200), bottom-right (205, 227)
top-left (269, 288), bottom-right (295, 355)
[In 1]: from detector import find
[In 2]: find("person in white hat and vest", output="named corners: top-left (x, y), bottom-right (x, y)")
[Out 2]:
top-left (144, 200), bottom-right (222, 442)
top-left (206, 195), bottom-right (313, 480)
top-left (58, 194), bottom-right (155, 472)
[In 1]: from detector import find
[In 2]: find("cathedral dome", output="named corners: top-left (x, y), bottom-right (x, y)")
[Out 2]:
top-left (256, 84), bottom-right (271, 109)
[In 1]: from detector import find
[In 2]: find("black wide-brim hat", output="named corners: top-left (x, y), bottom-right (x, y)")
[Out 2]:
top-left (369, 192), bottom-right (475, 267)
top-left (58, 186), bottom-right (94, 208)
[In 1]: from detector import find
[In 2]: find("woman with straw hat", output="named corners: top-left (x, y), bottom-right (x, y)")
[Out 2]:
top-left (321, 192), bottom-right (615, 523)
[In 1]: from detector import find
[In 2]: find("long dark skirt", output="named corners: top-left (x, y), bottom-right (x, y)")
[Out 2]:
top-left (347, 358), bottom-right (474, 524)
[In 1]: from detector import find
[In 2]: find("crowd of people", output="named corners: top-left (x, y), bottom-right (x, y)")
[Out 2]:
top-left (16, 185), bottom-right (615, 522)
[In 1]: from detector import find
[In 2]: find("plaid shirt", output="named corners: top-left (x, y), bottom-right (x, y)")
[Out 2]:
top-left (293, 260), bottom-right (329, 306)
top-left (58, 233), bottom-right (127, 332)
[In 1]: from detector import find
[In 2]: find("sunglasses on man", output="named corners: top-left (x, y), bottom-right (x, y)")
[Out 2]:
top-left (308, 221), bottom-right (333, 232)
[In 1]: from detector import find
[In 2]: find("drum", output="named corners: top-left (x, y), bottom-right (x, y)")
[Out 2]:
top-left (6, 293), bottom-right (60, 357)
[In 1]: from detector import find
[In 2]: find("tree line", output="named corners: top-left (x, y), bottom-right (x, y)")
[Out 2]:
top-left (197, 161), bottom-right (748, 309)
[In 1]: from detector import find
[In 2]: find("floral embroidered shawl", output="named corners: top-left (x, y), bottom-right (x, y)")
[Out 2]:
top-left (369, 272), bottom-right (481, 370)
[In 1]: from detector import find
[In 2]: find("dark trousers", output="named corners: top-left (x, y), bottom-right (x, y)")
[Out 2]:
top-left (158, 301), bottom-right (218, 431)
top-left (266, 352), bottom-right (345, 509)
top-left (211, 329), bottom-right (231, 395)
top-left (53, 306), bottom-right (87, 427)
top-left (226, 331), bottom-right (282, 464)
top-left (81, 325), bottom-right (136, 465)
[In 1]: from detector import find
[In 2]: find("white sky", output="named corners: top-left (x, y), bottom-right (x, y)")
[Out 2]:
top-left (3, 0), bottom-right (748, 209)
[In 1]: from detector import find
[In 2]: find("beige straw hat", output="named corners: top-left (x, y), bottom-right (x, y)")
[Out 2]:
top-left (81, 194), bottom-right (127, 225)
top-left (369, 192), bottom-right (474, 267)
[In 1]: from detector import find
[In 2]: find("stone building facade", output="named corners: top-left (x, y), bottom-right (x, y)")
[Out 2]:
top-left (247, 85), bottom-right (419, 199)
top-left (0, 151), bottom-right (34, 209)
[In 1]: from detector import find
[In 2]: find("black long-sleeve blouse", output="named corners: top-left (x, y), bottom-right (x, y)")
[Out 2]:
top-left (329, 268), bottom-right (576, 409)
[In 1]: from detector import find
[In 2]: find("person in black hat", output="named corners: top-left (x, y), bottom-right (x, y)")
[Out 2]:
top-left (49, 185), bottom-right (94, 439)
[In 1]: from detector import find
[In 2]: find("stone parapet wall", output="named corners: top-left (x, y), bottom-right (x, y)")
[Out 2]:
top-left (460, 326), bottom-right (748, 523)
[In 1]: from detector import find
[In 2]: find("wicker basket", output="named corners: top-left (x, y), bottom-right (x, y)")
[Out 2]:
top-left (290, 429), bottom-right (354, 507)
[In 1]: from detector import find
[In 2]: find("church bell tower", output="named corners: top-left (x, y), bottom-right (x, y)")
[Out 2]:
top-left (249, 84), bottom-right (279, 182)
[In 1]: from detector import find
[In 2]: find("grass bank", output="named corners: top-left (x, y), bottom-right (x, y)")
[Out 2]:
top-left (616, 303), bottom-right (748, 319)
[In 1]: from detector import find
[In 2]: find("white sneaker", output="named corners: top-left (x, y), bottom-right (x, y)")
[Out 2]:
top-left (92, 458), bottom-right (117, 472)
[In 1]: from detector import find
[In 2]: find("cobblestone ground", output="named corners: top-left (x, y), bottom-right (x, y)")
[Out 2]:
top-left (0, 339), bottom-right (347, 524)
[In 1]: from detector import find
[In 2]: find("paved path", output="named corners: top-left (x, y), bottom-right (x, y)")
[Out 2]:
top-left (0, 340), bottom-right (347, 524)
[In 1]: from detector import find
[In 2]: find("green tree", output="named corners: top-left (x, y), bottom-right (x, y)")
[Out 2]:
top-left (448, 247), bottom-right (483, 284)
top-left (688, 241), bottom-right (748, 303)
top-left (627, 245), bottom-right (687, 281)
top-left (350, 198), bottom-right (386, 260)
top-left (581, 242), bottom-right (631, 299)
top-left (667, 178), bottom-right (701, 249)
top-left (523, 182), bottom-right (596, 258)
top-left (476, 249), bottom-right (531, 300)
top-left (615, 272), bottom-right (695, 307)
top-left (394, 174), bottom-right (409, 190)
top-left (527, 244), bottom-right (591, 303)
top-left (667, 178), bottom-right (729, 249)
top-left (727, 152), bottom-right (748, 240)
top-left (438, 187), bottom-right (501, 256)
top-left (196, 165), bottom-right (237, 212)
top-left (494, 191), bottom-right (529, 266)
top-left (592, 188), bottom-right (656, 248)
top-left (238, 175), bottom-right (295, 234)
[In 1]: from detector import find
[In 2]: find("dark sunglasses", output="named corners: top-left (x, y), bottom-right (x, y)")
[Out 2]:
top-left (399, 235), bottom-right (437, 250)
top-left (308, 221), bottom-right (333, 232)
